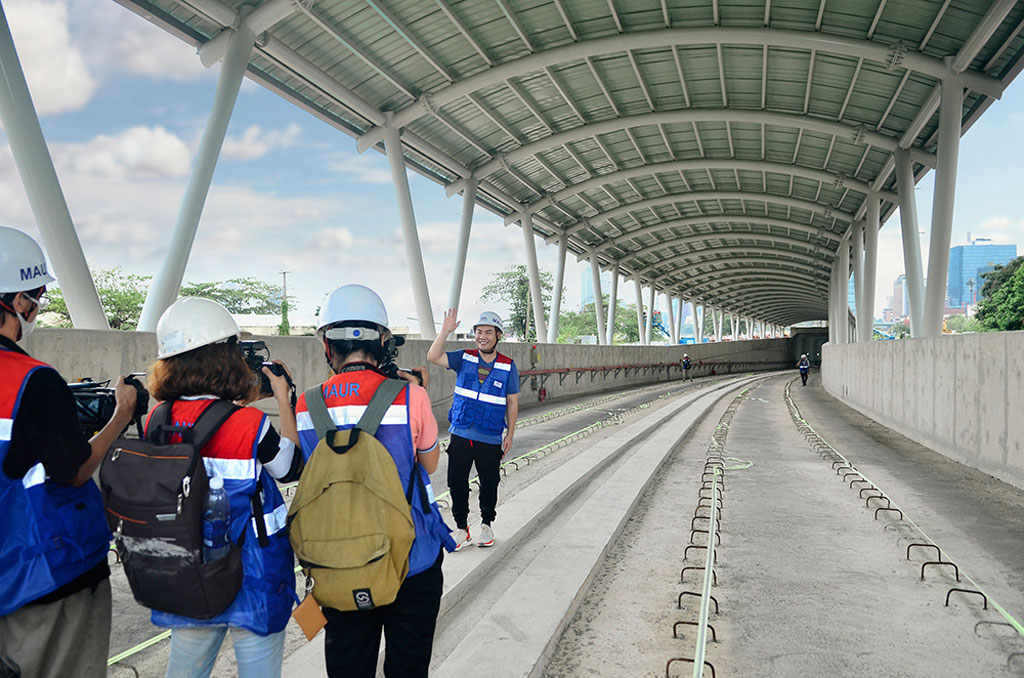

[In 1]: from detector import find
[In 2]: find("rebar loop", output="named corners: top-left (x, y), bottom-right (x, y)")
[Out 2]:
top-left (680, 567), bottom-right (717, 585)
top-left (690, 529), bottom-right (721, 546)
top-left (946, 588), bottom-right (988, 609)
top-left (907, 543), bottom-right (941, 561)
top-left (665, 658), bottom-right (716, 678)
top-left (677, 591), bottom-right (719, 613)
top-left (874, 506), bottom-right (904, 521)
top-left (673, 621), bottom-right (718, 642)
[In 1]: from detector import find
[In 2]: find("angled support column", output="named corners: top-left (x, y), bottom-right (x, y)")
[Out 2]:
top-left (384, 122), bottom-right (436, 338)
top-left (828, 260), bottom-right (837, 343)
top-left (547, 233), bottom-right (567, 343)
top-left (859, 196), bottom-right (880, 342)
top-left (895, 148), bottom-right (925, 337)
top-left (666, 293), bottom-right (677, 345)
top-left (0, 5), bottom-right (107, 328)
top-left (606, 262), bottom-right (619, 345)
top-left (139, 19), bottom-right (256, 331)
top-left (645, 282), bottom-right (656, 344)
top-left (521, 212), bottom-right (547, 342)
top-left (852, 220), bottom-right (865, 341)
top-left (731, 313), bottom-right (738, 341)
top-left (589, 252), bottom-right (606, 344)
top-left (633, 276), bottom-right (645, 344)
top-left (923, 66), bottom-right (963, 337)
top-left (695, 303), bottom-right (704, 343)
top-left (837, 236), bottom-right (850, 344)
top-left (715, 308), bottom-right (724, 342)
top-left (447, 175), bottom-right (477, 310)
top-left (678, 296), bottom-right (687, 341)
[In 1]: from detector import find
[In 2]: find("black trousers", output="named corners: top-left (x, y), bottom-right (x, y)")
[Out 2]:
top-left (323, 550), bottom-right (444, 678)
top-left (800, 371), bottom-right (809, 385)
top-left (446, 434), bottom-right (502, 528)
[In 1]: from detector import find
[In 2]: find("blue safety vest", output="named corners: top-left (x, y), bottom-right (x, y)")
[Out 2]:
top-left (296, 371), bottom-right (455, 577)
top-left (145, 401), bottom-right (295, 635)
top-left (0, 348), bottom-right (111, 616)
top-left (448, 350), bottom-right (512, 437)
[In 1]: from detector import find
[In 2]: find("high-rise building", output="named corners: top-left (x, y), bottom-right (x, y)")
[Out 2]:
top-left (947, 236), bottom-right (1017, 308)
top-left (580, 265), bottom-right (612, 310)
top-left (893, 274), bottom-right (906, 318)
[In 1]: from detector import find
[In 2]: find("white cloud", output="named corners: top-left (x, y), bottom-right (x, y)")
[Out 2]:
top-left (326, 151), bottom-right (393, 184)
top-left (221, 124), bottom-right (302, 160)
top-left (307, 227), bottom-right (355, 250)
top-left (5, 0), bottom-right (95, 115)
top-left (54, 126), bottom-right (192, 179)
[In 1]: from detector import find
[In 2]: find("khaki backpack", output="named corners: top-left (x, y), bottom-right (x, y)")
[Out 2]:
top-left (288, 378), bottom-right (420, 611)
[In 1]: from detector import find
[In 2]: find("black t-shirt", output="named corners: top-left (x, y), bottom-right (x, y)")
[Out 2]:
top-left (1, 335), bottom-right (110, 605)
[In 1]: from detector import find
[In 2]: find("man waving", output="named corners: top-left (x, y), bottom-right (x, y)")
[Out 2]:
top-left (427, 309), bottom-right (519, 551)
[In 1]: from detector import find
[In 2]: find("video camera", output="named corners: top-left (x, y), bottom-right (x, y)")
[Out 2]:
top-left (380, 335), bottom-right (423, 386)
top-left (68, 374), bottom-right (150, 438)
top-left (238, 340), bottom-right (296, 406)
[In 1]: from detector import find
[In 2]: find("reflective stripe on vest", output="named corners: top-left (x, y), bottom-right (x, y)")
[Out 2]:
top-left (453, 385), bottom-right (507, 406)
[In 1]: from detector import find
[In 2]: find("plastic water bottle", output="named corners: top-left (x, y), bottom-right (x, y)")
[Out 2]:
top-left (202, 476), bottom-right (230, 563)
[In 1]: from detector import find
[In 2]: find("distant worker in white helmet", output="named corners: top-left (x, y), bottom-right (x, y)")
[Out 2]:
top-left (428, 308), bottom-right (520, 550)
top-left (682, 353), bottom-right (692, 381)
top-left (797, 353), bottom-right (811, 386)
top-left (0, 226), bottom-right (137, 677)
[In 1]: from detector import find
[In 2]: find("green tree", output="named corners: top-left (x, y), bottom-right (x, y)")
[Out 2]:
top-left (179, 278), bottom-right (282, 315)
top-left (978, 256), bottom-right (1022, 302)
top-left (278, 299), bottom-right (291, 336)
top-left (556, 295), bottom-right (641, 343)
top-left (42, 268), bottom-right (151, 330)
top-left (480, 265), bottom-right (553, 341)
top-left (975, 258), bottom-right (1024, 332)
top-left (943, 314), bottom-right (984, 333)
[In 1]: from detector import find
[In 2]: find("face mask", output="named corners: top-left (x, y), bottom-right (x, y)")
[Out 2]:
top-left (17, 311), bottom-right (36, 340)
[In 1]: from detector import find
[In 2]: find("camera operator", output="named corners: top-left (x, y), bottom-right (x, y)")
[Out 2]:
top-left (0, 227), bottom-right (137, 678)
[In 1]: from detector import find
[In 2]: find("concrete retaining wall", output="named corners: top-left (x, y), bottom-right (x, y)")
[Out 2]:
top-left (22, 329), bottom-right (793, 422)
top-left (822, 333), bottom-right (1024, 490)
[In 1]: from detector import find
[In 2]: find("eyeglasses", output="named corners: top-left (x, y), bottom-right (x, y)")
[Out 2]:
top-left (23, 290), bottom-right (49, 311)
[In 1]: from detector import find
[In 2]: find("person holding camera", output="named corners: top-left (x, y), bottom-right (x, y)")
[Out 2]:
top-left (427, 309), bottom-right (519, 551)
top-left (0, 226), bottom-right (137, 678)
top-left (294, 284), bottom-right (454, 678)
top-left (147, 297), bottom-right (301, 678)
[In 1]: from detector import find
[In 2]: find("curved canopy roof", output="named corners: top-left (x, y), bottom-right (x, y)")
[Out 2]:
top-left (117, 0), bottom-right (1024, 326)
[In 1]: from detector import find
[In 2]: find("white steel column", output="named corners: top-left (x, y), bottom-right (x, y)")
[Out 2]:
top-left (606, 262), bottom-right (619, 345)
top-left (895, 148), bottom-right (925, 337)
top-left (140, 22), bottom-right (259, 330)
top-left (521, 212), bottom-right (548, 342)
top-left (859, 196), bottom-right (880, 342)
top-left (384, 123), bottom-right (436, 338)
top-left (828, 260), bottom-right (837, 343)
top-left (852, 220), bottom-right (865, 341)
top-left (695, 303), bottom-right (704, 343)
top-left (678, 297), bottom-right (686, 340)
top-left (547, 234), bottom-right (568, 343)
top-left (715, 309), bottom-right (724, 342)
top-left (634, 276), bottom-right (646, 344)
top-left (923, 67), bottom-right (963, 337)
top-left (645, 282), bottom-right (656, 344)
top-left (139, 21), bottom-right (256, 331)
top-left (667, 294), bottom-right (677, 345)
top-left (0, 5), bottom-right (107, 328)
top-left (838, 236), bottom-right (850, 344)
top-left (731, 313), bottom-right (738, 341)
top-left (589, 252), bottom-right (606, 344)
top-left (448, 176), bottom-right (477, 311)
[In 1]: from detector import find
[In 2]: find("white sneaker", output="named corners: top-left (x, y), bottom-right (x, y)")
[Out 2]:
top-left (453, 528), bottom-right (472, 552)
top-left (477, 524), bottom-right (494, 548)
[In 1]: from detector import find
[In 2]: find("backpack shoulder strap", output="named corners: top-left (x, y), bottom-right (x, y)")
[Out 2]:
top-left (302, 383), bottom-right (336, 441)
top-left (190, 400), bottom-right (240, 450)
top-left (356, 379), bottom-right (406, 436)
top-left (145, 401), bottom-right (175, 442)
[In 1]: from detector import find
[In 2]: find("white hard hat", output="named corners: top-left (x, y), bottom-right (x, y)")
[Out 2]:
top-left (0, 226), bottom-right (55, 293)
top-left (156, 297), bottom-right (240, 359)
top-left (473, 311), bottom-right (504, 333)
top-left (317, 284), bottom-right (389, 334)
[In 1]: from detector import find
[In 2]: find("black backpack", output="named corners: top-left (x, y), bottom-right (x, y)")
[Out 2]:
top-left (99, 399), bottom-right (269, 619)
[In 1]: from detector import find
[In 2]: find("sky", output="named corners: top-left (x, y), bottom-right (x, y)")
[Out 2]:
top-left (1, 0), bottom-right (1022, 335)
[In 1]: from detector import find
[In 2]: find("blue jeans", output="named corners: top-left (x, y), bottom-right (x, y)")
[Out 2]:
top-left (166, 626), bottom-right (285, 678)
